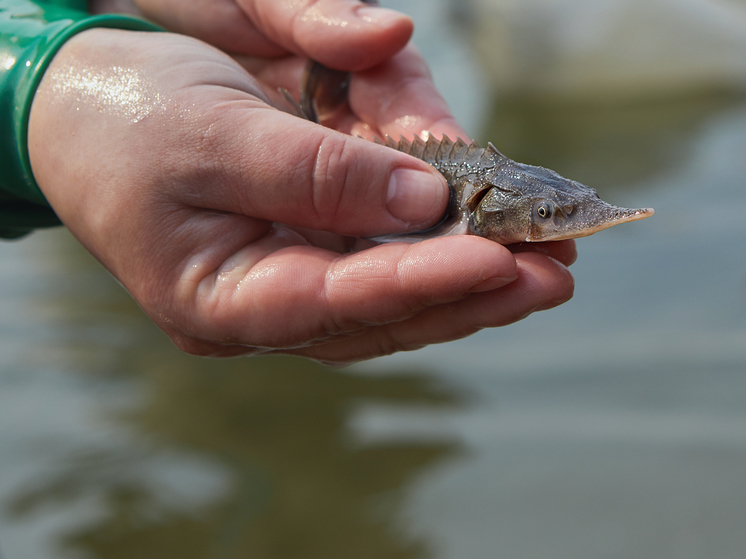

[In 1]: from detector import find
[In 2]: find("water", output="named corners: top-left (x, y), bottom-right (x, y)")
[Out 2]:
top-left (2, 1), bottom-right (746, 558)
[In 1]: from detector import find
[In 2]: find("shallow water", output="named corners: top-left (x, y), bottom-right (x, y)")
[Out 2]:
top-left (2, 1), bottom-right (746, 558)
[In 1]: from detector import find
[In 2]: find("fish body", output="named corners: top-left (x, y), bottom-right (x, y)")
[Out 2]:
top-left (372, 134), bottom-right (653, 244)
top-left (289, 59), bottom-right (653, 244)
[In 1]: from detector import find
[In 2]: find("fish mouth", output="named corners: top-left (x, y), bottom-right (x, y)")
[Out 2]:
top-left (533, 207), bottom-right (655, 242)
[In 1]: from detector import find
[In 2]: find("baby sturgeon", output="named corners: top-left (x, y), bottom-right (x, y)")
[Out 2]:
top-left (289, 50), bottom-right (653, 244)
top-left (371, 134), bottom-right (653, 244)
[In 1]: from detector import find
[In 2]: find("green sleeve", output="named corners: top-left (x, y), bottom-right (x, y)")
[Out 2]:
top-left (0, 0), bottom-right (161, 238)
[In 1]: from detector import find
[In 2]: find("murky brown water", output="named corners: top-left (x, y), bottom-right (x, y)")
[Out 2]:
top-left (3, 1), bottom-right (746, 558)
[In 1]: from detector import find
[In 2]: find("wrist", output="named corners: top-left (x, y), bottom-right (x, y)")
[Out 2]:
top-left (0, 0), bottom-right (160, 237)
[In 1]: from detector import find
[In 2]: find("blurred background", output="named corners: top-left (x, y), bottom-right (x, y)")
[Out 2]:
top-left (2, 0), bottom-right (746, 557)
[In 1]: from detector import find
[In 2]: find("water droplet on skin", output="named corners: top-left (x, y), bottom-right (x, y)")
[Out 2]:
top-left (48, 65), bottom-right (165, 123)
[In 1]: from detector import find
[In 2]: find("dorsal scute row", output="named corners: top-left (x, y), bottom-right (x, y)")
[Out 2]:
top-left (377, 133), bottom-right (493, 167)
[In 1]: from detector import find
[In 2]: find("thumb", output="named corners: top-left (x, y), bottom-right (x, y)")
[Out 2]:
top-left (185, 107), bottom-right (450, 237)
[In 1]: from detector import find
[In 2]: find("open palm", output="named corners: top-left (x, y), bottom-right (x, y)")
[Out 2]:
top-left (28, 3), bottom-right (575, 363)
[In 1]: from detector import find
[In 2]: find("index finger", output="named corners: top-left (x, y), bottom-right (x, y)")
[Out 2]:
top-left (237, 0), bottom-right (415, 70)
top-left (136, 0), bottom-right (414, 68)
top-left (346, 45), bottom-right (469, 142)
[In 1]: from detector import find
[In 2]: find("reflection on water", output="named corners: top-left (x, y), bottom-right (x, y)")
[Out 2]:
top-left (2, 235), bottom-right (463, 558)
top-left (10, 364), bottom-right (461, 559)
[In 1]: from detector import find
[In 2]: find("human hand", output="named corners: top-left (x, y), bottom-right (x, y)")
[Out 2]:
top-left (28, 22), bottom-right (574, 364)
top-left (91, 0), bottom-right (413, 69)
top-left (88, 0), bottom-right (439, 134)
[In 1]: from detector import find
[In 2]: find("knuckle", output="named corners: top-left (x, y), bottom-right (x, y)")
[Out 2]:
top-left (170, 333), bottom-right (264, 358)
top-left (170, 334), bottom-right (217, 357)
top-left (373, 326), bottom-right (426, 357)
top-left (309, 135), bottom-right (360, 226)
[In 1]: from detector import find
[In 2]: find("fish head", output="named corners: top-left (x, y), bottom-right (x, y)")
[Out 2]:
top-left (470, 158), bottom-right (654, 243)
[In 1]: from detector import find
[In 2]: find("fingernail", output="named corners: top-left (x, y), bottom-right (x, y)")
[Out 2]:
top-left (358, 6), bottom-right (407, 26)
top-left (386, 168), bottom-right (447, 226)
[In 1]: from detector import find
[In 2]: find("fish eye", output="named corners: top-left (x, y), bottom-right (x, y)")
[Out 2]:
top-left (536, 202), bottom-right (553, 219)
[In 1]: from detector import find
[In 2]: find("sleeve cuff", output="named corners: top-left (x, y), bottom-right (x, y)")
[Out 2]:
top-left (1, 2), bottom-right (161, 237)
